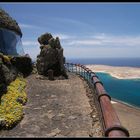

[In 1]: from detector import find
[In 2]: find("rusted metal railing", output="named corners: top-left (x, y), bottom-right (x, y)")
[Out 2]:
top-left (64, 62), bottom-right (130, 137)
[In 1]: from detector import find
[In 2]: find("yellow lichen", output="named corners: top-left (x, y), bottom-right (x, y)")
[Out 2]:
top-left (3, 55), bottom-right (11, 63)
top-left (0, 77), bottom-right (27, 129)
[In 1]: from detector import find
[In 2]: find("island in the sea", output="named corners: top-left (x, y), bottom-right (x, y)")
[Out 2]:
top-left (86, 65), bottom-right (140, 80)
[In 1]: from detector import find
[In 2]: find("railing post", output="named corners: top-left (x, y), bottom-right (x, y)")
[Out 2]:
top-left (77, 64), bottom-right (79, 74)
top-left (80, 65), bottom-right (83, 76)
top-left (74, 63), bottom-right (75, 73)
top-left (84, 67), bottom-right (88, 80)
top-left (68, 63), bottom-right (69, 72)
top-left (77, 64), bottom-right (80, 75)
top-left (81, 65), bottom-right (84, 77)
top-left (83, 66), bottom-right (86, 78)
top-left (78, 64), bottom-right (81, 76)
top-left (87, 68), bottom-right (90, 82)
top-left (75, 64), bottom-right (77, 74)
top-left (88, 69), bottom-right (92, 83)
top-left (84, 67), bottom-right (91, 82)
top-left (72, 63), bottom-right (73, 72)
top-left (83, 65), bottom-right (86, 78)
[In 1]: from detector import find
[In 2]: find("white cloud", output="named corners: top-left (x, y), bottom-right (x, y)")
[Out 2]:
top-left (19, 23), bottom-right (42, 29)
top-left (53, 33), bottom-right (72, 40)
top-left (22, 41), bottom-right (39, 46)
top-left (64, 44), bottom-right (140, 58)
top-left (101, 35), bottom-right (140, 46)
top-left (62, 33), bottom-right (140, 47)
top-left (67, 40), bottom-right (102, 46)
top-left (21, 33), bottom-right (140, 59)
top-left (91, 33), bottom-right (106, 39)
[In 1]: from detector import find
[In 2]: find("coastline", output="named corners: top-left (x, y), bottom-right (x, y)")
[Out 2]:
top-left (111, 98), bottom-right (140, 111)
top-left (86, 64), bottom-right (140, 80)
top-left (111, 99), bottom-right (140, 137)
top-left (85, 64), bottom-right (140, 136)
top-left (85, 64), bottom-right (140, 109)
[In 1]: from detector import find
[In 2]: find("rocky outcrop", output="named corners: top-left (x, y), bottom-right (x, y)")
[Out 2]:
top-left (0, 8), bottom-right (22, 37)
top-left (0, 9), bottom-right (33, 97)
top-left (38, 33), bottom-right (52, 45)
top-left (11, 55), bottom-right (33, 77)
top-left (36, 33), bottom-right (68, 79)
top-left (0, 54), bottom-right (33, 99)
top-left (0, 53), bottom-right (18, 97)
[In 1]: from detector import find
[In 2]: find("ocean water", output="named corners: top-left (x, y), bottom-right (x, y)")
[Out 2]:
top-left (66, 58), bottom-right (140, 108)
top-left (95, 72), bottom-right (140, 108)
top-left (67, 58), bottom-right (140, 67)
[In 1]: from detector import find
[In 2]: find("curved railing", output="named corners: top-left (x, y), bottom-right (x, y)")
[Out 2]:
top-left (64, 62), bottom-right (130, 137)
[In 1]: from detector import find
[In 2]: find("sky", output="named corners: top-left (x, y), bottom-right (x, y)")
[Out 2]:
top-left (1, 3), bottom-right (140, 60)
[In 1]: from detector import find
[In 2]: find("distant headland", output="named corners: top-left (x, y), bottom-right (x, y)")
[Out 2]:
top-left (86, 65), bottom-right (140, 79)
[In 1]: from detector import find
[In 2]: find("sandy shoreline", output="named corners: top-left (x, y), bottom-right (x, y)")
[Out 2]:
top-left (85, 64), bottom-right (140, 136)
top-left (111, 99), bottom-right (140, 111)
top-left (111, 99), bottom-right (140, 137)
top-left (86, 64), bottom-right (140, 79)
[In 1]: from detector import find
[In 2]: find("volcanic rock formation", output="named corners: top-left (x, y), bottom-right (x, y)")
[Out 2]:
top-left (0, 8), bottom-right (33, 97)
top-left (0, 8), bottom-right (22, 37)
top-left (36, 33), bottom-right (68, 79)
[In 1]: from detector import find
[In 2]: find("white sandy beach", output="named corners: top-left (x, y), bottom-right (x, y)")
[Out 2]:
top-left (86, 65), bottom-right (140, 79)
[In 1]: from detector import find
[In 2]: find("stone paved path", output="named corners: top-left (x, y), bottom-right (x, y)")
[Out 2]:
top-left (0, 73), bottom-right (103, 137)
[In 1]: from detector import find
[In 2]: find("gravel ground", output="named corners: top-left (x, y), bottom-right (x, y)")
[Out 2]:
top-left (0, 72), bottom-right (103, 137)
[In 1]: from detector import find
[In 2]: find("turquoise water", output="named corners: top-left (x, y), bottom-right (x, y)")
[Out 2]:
top-left (66, 65), bottom-right (140, 108)
top-left (95, 72), bottom-right (140, 108)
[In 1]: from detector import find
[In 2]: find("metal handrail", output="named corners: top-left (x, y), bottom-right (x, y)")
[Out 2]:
top-left (64, 62), bottom-right (129, 137)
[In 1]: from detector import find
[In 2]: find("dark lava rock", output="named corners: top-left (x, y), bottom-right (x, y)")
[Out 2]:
top-left (0, 55), bottom-right (17, 98)
top-left (38, 32), bottom-right (53, 45)
top-left (11, 55), bottom-right (33, 77)
top-left (36, 33), bottom-right (68, 79)
top-left (0, 8), bottom-right (22, 37)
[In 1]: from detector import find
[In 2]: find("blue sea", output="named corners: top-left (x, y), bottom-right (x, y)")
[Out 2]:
top-left (67, 58), bottom-right (140, 108)
top-left (67, 57), bottom-right (140, 67)
top-left (96, 72), bottom-right (140, 108)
